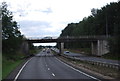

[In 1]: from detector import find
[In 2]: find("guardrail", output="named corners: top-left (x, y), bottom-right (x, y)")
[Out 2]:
top-left (51, 49), bottom-right (120, 70)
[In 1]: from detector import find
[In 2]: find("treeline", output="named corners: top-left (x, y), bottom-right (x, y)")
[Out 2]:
top-left (1, 2), bottom-right (37, 79)
top-left (59, 2), bottom-right (120, 56)
top-left (2, 2), bottom-right (24, 60)
top-left (2, 2), bottom-right (35, 60)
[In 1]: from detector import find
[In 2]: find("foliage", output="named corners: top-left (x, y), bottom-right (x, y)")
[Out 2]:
top-left (2, 2), bottom-right (23, 57)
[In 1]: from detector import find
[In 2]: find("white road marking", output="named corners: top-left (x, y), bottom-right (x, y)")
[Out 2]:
top-left (55, 57), bottom-right (101, 81)
top-left (52, 73), bottom-right (55, 76)
top-left (14, 58), bottom-right (33, 81)
top-left (48, 68), bottom-right (50, 70)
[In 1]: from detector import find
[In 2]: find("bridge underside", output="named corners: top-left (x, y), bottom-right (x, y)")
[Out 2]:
top-left (27, 39), bottom-right (58, 43)
top-left (26, 38), bottom-right (98, 43)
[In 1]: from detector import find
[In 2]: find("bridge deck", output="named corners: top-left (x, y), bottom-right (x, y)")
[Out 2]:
top-left (26, 36), bottom-right (110, 43)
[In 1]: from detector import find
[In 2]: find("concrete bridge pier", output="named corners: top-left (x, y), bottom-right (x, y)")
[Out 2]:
top-left (91, 40), bottom-right (109, 56)
top-left (58, 42), bottom-right (64, 55)
top-left (21, 41), bottom-right (29, 55)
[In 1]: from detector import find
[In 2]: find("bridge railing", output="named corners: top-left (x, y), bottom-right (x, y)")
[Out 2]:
top-left (58, 35), bottom-right (111, 39)
top-left (26, 36), bottom-right (59, 40)
top-left (26, 35), bottom-right (111, 40)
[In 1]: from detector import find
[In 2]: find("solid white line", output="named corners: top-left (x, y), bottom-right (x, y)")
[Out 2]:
top-left (55, 57), bottom-right (101, 81)
top-left (52, 73), bottom-right (55, 76)
top-left (14, 58), bottom-right (33, 81)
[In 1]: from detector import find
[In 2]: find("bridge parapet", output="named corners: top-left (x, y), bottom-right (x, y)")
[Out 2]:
top-left (58, 35), bottom-right (111, 40)
top-left (25, 35), bottom-right (111, 43)
top-left (26, 35), bottom-right (111, 40)
top-left (26, 36), bottom-right (59, 40)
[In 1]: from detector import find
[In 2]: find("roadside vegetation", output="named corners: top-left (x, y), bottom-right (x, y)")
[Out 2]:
top-left (101, 53), bottom-right (120, 60)
top-left (59, 2), bottom-right (120, 59)
top-left (1, 2), bottom-right (36, 79)
top-left (2, 55), bottom-right (23, 79)
top-left (2, 2), bottom-right (24, 79)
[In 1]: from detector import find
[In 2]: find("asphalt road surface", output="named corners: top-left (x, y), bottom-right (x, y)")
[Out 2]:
top-left (53, 48), bottom-right (120, 65)
top-left (15, 49), bottom-right (101, 80)
top-left (63, 51), bottom-right (120, 65)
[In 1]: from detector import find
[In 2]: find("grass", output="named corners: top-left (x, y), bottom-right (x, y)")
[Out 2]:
top-left (75, 60), bottom-right (120, 78)
top-left (2, 49), bottom-right (39, 79)
top-left (101, 53), bottom-right (120, 60)
top-left (29, 49), bottom-right (42, 55)
top-left (2, 54), bottom-right (24, 79)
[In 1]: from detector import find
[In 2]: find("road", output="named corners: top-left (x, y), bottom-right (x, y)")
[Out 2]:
top-left (15, 49), bottom-right (101, 80)
top-left (51, 48), bottom-right (119, 65)
top-left (63, 52), bottom-right (120, 65)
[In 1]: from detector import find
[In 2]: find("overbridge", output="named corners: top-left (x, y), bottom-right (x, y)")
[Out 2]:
top-left (24, 36), bottom-right (110, 56)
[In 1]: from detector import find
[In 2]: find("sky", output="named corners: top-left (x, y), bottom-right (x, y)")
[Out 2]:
top-left (1, 0), bottom-right (118, 46)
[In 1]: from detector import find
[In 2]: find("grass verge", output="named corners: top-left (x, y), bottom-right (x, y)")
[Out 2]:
top-left (101, 53), bottom-right (120, 60)
top-left (2, 56), bottom-right (23, 79)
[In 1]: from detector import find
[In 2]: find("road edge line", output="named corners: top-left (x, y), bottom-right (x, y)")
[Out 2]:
top-left (14, 58), bottom-right (33, 81)
top-left (55, 57), bottom-right (101, 81)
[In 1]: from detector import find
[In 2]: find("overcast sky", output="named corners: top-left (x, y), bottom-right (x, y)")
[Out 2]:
top-left (1, 0), bottom-right (118, 46)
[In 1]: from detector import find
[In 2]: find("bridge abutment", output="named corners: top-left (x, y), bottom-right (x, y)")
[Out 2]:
top-left (21, 41), bottom-right (29, 55)
top-left (91, 40), bottom-right (109, 56)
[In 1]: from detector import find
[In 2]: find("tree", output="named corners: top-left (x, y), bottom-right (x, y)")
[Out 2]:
top-left (91, 8), bottom-right (98, 17)
top-left (2, 2), bottom-right (23, 55)
top-left (109, 1), bottom-right (120, 57)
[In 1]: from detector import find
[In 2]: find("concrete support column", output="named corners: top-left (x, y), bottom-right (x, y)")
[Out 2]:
top-left (97, 40), bottom-right (102, 56)
top-left (21, 41), bottom-right (29, 55)
top-left (59, 42), bottom-right (64, 55)
top-left (91, 40), bottom-right (109, 56)
top-left (91, 41), bottom-right (97, 55)
top-left (97, 40), bottom-right (109, 56)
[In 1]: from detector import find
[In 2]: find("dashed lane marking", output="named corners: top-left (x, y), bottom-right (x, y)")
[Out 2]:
top-left (52, 73), bottom-right (55, 76)
top-left (48, 68), bottom-right (50, 70)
